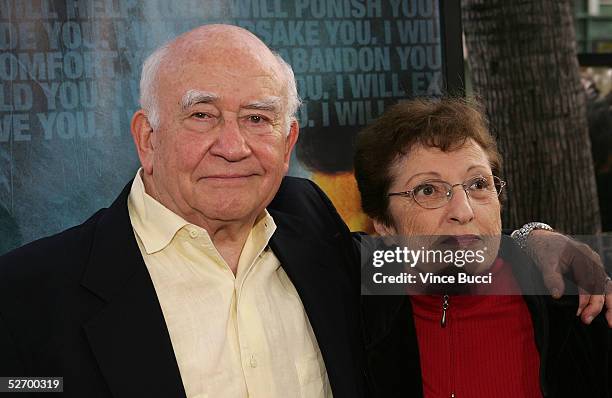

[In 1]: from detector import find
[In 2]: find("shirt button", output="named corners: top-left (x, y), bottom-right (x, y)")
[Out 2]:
top-left (189, 230), bottom-right (198, 239)
top-left (249, 354), bottom-right (258, 368)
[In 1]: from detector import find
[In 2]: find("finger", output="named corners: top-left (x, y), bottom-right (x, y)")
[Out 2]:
top-left (568, 243), bottom-right (608, 294)
top-left (576, 292), bottom-right (589, 317)
top-left (580, 294), bottom-right (605, 325)
top-left (541, 269), bottom-right (565, 299)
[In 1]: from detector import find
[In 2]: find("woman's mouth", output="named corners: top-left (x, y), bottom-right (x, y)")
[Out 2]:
top-left (437, 234), bottom-right (483, 248)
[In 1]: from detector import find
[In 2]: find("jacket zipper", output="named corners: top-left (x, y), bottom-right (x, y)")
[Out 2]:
top-left (441, 294), bottom-right (449, 328)
top-left (441, 295), bottom-right (455, 397)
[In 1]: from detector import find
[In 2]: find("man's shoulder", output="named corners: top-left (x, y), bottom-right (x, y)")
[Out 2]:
top-left (270, 176), bottom-right (337, 216)
top-left (0, 208), bottom-right (106, 286)
top-left (0, 181), bottom-right (134, 284)
top-left (272, 176), bottom-right (325, 202)
top-left (270, 176), bottom-right (348, 233)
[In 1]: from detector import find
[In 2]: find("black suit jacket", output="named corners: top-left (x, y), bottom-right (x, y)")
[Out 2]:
top-left (0, 177), bottom-right (365, 397)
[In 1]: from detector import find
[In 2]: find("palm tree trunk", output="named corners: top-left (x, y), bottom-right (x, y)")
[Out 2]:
top-left (462, 0), bottom-right (601, 233)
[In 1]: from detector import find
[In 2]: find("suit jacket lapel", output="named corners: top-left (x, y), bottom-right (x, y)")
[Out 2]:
top-left (80, 183), bottom-right (186, 398)
top-left (269, 209), bottom-right (362, 397)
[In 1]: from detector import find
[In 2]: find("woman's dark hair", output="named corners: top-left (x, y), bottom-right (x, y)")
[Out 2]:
top-left (354, 97), bottom-right (502, 226)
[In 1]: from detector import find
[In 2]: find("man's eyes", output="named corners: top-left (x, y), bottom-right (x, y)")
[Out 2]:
top-left (246, 114), bottom-right (271, 124)
top-left (185, 112), bottom-right (274, 133)
top-left (191, 112), bottom-right (213, 119)
top-left (189, 113), bottom-right (269, 122)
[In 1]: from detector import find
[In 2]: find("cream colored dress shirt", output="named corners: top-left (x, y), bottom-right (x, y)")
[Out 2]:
top-left (127, 171), bottom-right (332, 398)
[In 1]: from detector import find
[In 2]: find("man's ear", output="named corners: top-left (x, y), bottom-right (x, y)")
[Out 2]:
top-left (283, 119), bottom-right (300, 169)
top-left (131, 110), bottom-right (155, 175)
top-left (373, 218), bottom-right (396, 236)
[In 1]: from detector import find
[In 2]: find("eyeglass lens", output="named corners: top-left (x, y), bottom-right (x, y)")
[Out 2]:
top-left (412, 176), bottom-right (503, 209)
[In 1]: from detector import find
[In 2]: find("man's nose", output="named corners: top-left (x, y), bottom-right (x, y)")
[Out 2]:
top-left (209, 117), bottom-right (252, 161)
top-left (446, 187), bottom-right (475, 225)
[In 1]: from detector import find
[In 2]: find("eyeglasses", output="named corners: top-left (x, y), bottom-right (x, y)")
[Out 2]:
top-left (388, 175), bottom-right (506, 209)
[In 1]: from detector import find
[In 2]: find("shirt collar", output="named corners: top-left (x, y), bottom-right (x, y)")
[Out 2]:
top-left (127, 169), bottom-right (277, 255)
top-left (128, 170), bottom-right (190, 254)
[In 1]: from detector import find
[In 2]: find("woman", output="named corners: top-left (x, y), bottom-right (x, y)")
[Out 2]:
top-left (354, 98), bottom-right (611, 398)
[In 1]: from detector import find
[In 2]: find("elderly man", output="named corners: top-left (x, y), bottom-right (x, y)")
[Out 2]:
top-left (0, 25), bottom-right (363, 398)
top-left (0, 24), bottom-right (609, 398)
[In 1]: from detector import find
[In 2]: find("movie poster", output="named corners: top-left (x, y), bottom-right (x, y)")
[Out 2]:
top-left (0, 0), bottom-right (443, 254)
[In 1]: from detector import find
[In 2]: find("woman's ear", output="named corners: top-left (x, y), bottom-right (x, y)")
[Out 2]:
top-left (373, 218), bottom-right (396, 236)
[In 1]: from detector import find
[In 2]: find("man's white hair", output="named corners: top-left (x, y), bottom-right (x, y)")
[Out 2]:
top-left (138, 42), bottom-right (301, 134)
top-left (273, 52), bottom-right (302, 133)
top-left (139, 42), bottom-right (170, 130)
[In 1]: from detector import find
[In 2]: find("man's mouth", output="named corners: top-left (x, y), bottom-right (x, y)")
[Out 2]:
top-left (202, 174), bottom-right (257, 179)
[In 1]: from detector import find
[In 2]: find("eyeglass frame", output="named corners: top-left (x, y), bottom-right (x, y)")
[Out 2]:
top-left (387, 175), bottom-right (507, 210)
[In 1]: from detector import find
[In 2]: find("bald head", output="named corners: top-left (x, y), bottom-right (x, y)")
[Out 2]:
top-left (170, 25), bottom-right (276, 65)
top-left (139, 24), bottom-right (300, 133)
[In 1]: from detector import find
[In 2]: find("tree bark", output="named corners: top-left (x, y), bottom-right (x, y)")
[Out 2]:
top-left (462, 0), bottom-right (601, 234)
